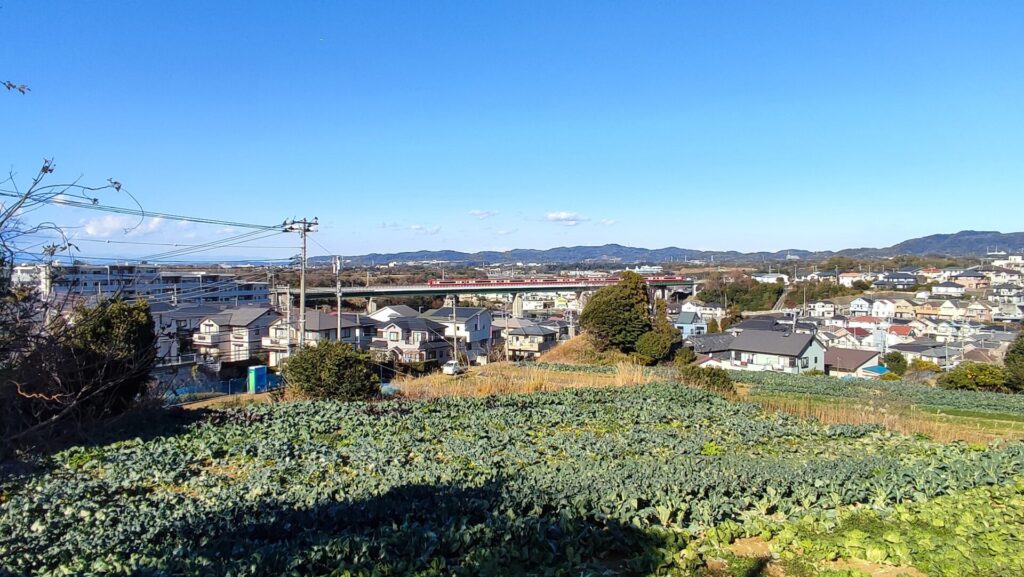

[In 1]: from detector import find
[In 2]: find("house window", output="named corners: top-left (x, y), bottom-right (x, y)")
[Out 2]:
top-left (388, 331), bottom-right (399, 341)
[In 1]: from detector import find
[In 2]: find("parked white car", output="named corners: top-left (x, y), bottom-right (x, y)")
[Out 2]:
top-left (441, 360), bottom-right (466, 375)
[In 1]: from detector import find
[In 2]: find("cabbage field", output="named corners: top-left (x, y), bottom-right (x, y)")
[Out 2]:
top-left (2, 382), bottom-right (1024, 576)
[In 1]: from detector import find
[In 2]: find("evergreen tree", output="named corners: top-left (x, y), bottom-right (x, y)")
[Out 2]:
top-left (579, 271), bottom-right (652, 352)
top-left (1005, 333), bottom-right (1024, 392)
top-left (881, 351), bottom-right (908, 376)
top-left (283, 341), bottom-right (379, 401)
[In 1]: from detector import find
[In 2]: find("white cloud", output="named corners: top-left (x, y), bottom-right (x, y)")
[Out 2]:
top-left (599, 219), bottom-right (616, 226)
top-left (409, 224), bottom-right (441, 235)
top-left (495, 228), bottom-right (517, 236)
top-left (377, 221), bottom-right (400, 229)
top-left (546, 211), bottom-right (589, 226)
top-left (81, 215), bottom-right (164, 238)
top-left (469, 209), bottom-right (499, 219)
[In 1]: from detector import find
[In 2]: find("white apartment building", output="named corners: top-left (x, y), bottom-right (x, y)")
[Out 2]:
top-left (11, 263), bottom-right (269, 305)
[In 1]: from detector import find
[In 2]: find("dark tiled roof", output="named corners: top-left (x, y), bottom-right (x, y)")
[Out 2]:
top-left (729, 329), bottom-right (815, 357)
top-left (689, 333), bottom-right (736, 354)
top-left (421, 307), bottom-right (490, 322)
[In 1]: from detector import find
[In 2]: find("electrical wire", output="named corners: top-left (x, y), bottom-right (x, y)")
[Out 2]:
top-left (0, 190), bottom-right (283, 230)
top-left (13, 234), bottom-right (297, 250)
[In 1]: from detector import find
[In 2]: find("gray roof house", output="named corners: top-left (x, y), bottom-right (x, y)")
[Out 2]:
top-left (723, 329), bottom-right (826, 374)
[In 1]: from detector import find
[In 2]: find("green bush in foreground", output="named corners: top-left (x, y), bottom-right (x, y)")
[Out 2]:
top-left (282, 340), bottom-right (379, 400)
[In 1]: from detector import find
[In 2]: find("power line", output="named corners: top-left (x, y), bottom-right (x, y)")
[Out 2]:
top-left (138, 230), bottom-right (286, 261)
top-left (14, 235), bottom-right (297, 250)
top-left (0, 190), bottom-right (282, 230)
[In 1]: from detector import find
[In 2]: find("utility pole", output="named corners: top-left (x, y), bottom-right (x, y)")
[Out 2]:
top-left (285, 218), bottom-right (318, 349)
top-left (450, 296), bottom-right (458, 365)
top-left (334, 255), bottom-right (342, 342)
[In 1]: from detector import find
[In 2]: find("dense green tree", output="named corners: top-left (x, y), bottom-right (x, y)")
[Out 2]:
top-left (634, 299), bottom-right (682, 364)
top-left (938, 362), bottom-right (1009, 393)
top-left (706, 318), bottom-right (721, 333)
top-left (579, 271), bottom-right (651, 352)
top-left (1005, 334), bottom-right (1024, 392)
top-left (283, 341), bottom-right (379, 401)
top-left (882, 352), bottom-right (908, 376)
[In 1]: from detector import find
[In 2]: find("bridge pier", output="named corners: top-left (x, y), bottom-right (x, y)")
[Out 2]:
top-left (366, 297), bottom-right (377, 314)
top-left (511, 293), bottom-right (524, 318)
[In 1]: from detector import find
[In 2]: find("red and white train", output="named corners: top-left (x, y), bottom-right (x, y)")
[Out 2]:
top-left (426, 275), bottom-right (690, 287)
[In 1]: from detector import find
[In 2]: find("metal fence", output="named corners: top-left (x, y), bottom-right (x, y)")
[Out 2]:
top-left (166, 372), bottom-right (283, 405)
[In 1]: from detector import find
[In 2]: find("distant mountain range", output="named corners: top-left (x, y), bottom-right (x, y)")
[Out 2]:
top-left (308, 230), bottom-right (1024, 267)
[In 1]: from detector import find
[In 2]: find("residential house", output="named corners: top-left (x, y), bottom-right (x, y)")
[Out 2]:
top-left (751, 272), bottom-right (789, 285)
top-left (505, 325), bottom-right (559, 360)
top-left (937, 300), bottom-right (969, 321)
top-left (688, 333), bottom-right (736, 361)
top-left (258, 310), bottom-right (376, 367)
top-left (721, 329), bottom-right (826, 373)
top-left (849, 297), bottom-right (874, 317)
top-left (940, 267), bottom-right (966, 282)
top-left (680, 300), bottom-right (727, 322)
top-left (988, 284), bottom-right (1024, 305)
top-left (892, 299), bottom-right (917, 319)
top-left (420, 307), bottom-right (494, 363)
top-left (193, 305), bottom-right (279, 362)
top-left (674, 311), bottom-right (708, 338)
top-left (816, 329), bottom-right (862, 350)
top-left (823, 315), bottom-right (848, 329)
top-left (950, 270), bottom-right (989, 290)
top-left (965, 302), bottom-right (996, 323)
top-left (980, 266), bottom-right (1021, 285)
top-left (870, 300), bottom-right (896, 320)
top-left (992, 254), bottom-right (1024, 272)
top-left (914, 300), bottom-right (944, 319)
top-left (806, 301), bottom-right (836, 318)
top-left (886, 324), bottom-right (916, 342)
top-left (370, 317), bottom-right (452, 365)
top-left (890, 339), bottom-right (960, 369)
top-left (150, 302), bottom-right (224, 360)
top-left (873, 272), bottom-right (918, 291)
top-left (848, 315), bottom-right (884, 330)
top-left (367, 305), bottom-right (420, 323)
top-left (824, 348), bottom-right (882, 378)
top-left (838, 272), bottom-right (869, 288)
top-left (932, 282), bottom-right (966, 298)
top-left (993, 304), bottom-right (1024, 322)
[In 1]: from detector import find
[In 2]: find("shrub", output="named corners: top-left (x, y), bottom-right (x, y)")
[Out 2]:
top-left (677, 364), bottom-right (734, 396)
top-left (283, 341), bottom-right (379, 401)
top-left (636, 330), bottom-right (673, 363)
top-left (674, 346), bottom-right (697, 365)
top-left (938, 362), bottom-right (1009, 393)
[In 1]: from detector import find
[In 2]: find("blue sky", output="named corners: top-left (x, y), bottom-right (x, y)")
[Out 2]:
top-left (3, 1), bottom-right (1023, 261)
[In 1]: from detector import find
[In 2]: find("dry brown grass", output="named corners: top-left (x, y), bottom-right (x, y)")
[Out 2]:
top-left (395, 362), bottom-right (654, 400)
top-left (746, 393), bottom-right (1024, 444)
top-left (539, 335), bottom-right (633, 366)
